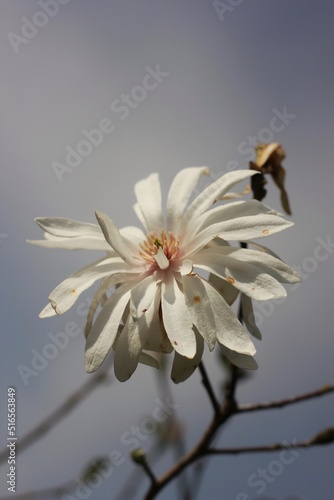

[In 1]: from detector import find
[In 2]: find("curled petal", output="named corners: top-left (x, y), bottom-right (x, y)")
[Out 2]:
top-left (171, 330), bottom-right (204, 383)
top-left (241, 295), bottom-right (262, 340)
top-left (202, 280), bottom-right (256, 356)
top-left (114, 298), bottom-right (156, 382)
top-left (219, 344), bottom-right (258, 370)
top-left (85, 281), bottom-right (137, 373)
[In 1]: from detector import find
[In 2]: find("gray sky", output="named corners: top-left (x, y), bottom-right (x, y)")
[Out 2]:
top-left (1, 1), bottom-right (334, 499)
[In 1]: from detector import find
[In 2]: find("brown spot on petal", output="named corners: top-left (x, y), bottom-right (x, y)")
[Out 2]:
top-left (193, 295), bottom-right (201, 304)
top-left (71, 289), bottom-right (77, 294)
top-left (173, 341), bottom-right (178, 346)
top-left (142, 308), bottom-right (147, 313)
top-left (227, 277), bottom-right (235, 284)
top-left (262, 229), bottom-right (270, 235)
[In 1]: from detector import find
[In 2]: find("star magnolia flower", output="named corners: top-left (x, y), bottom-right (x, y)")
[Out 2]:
top-left (28, 168), bottom-right (300, 383)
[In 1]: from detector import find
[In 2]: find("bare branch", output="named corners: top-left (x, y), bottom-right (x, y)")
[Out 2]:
top-left (237, 385), bottom-right (334, 414)
top-left (207, 427), bottom-right (334, 455)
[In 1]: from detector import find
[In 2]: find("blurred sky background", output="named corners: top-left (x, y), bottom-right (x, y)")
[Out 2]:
top-left (1, 1), bottom-right (334, 499)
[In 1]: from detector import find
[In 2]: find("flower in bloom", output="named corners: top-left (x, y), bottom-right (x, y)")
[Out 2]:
top-left (28, 168), bottom-right (300, 382)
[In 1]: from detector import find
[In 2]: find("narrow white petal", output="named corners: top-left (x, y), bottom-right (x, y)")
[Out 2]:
top-left (185, 213), bottom-right (294, 256)
top-left (144, 288), bottom-right (173, 353)
top-left (133, 203), bottom-right (148, 231)
top-left (166, 167), bottom-right (210, 233)
top-left (194, 250), bottom-right (287, 300)
top-left (114, 298), bottom-right (156, 382)
top-left (161, 274), bottom-right (196, 358)
top-left (49, 258), bottom-right (135, 315)
top-left (202, 280), bottom-right (256, 355)
top-left (195, 199), bottom-right (281, 234)
top-left (35, 218), bottom-right (101, 237)
top-left (134, 173), bottom-right (163, 233)
top-left (138, 351), bottom-right (160, 369)
top-left (84, 277), bottom-right (114, 338)
top-left (120, 226), bottom-right (146, 247)
top-left (219, 345), bottom-right (258, 370)
top-left (95, 210), bottom-right (139, 265)
top-left (176, 259), bottom-right (193, 276)
top-left (129, 275), bottom-right (157, 319)
top-left (39, 303), bottom-right (57, 318)
top-left (171, 331), bottom-right (204, 383)
top-left (241, 295), bottom-right (262, 340)
top-left (183, 170), bottom-right (257, 231)
top-left (27, 237), bottom-right (111, 251)
top-left (85, 281), bottom-right (136, 372)
top-left (207, 273), bottom-right (239, 306)
top-left (182, 275), bottom-right (216, 351)
top-left (219, 247), bottom-right (301, 284)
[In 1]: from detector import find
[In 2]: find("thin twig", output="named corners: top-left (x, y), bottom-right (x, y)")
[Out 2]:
top-left (237, 385), bottom-right (334, 414)
top-left (198, 361), bottom-right (221, 416)
top-left (207, 428), bottom-right (334, 455)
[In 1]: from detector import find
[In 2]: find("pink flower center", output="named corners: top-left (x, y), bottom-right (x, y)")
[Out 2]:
top-left (139, 231), bottom-right (180, 269)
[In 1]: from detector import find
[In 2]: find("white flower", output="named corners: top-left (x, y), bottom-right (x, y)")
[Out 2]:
top-left (28, 168), bottom-right (300, 382)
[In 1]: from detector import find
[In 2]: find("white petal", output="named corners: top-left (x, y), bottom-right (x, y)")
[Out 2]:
top-left (219, 345), bottom-right (258, 370)
top-left (166, 167), bottom-right (210, 233)
top-left (129, 275), bottom-right (157, 319)
top-left (207, 273), bottom-right (239, 306)
top-left (193, 250), bottom-right (287, 300)
top-left (120, 226), bottom-right (146, 247)
top-left (174, 259), bottom-right (193, 276)
top-left (195, 199), bottom-right (281, 234)
top-left (202, 280), bottom-right (256, 355)
top-left (34, 218), bottom-right (101, 237)
top-left (219, 246), bottom-right (301, 284)
top-left (84, 277), bottom-right (114, 338)
top-left (143, 288), bottom-right (173, 353)
top-left (134, 173), bottom-right (163, 233)
top-left (39, 303), bottom-right (57, 318)
top-left (138, 351), bottom-right (160, 369)
top-left (85, 281), bottom-right (136, 372)
top-left (161, 273), bottom-right (196, 358)
top-left (182, 170), bottom-right (257, 233)
top-left (171, 330), bottom-right (204, 383)
top-left (95, 210), bottom-right (139, 265)
top-left (114, 298), bottom-right (155, 382)
top-left (27, 236), bottom-right (111, 251)
top-left (48, 257), bottom-right (135, 315)
top-left (241, 295), bottom-right (262, 340)
top-left (182, 275), bottom-right (216, 351)
top-left (133, 203), bottom-right (148, 231)
top-left (185, 210), bottom-right (294, 256)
